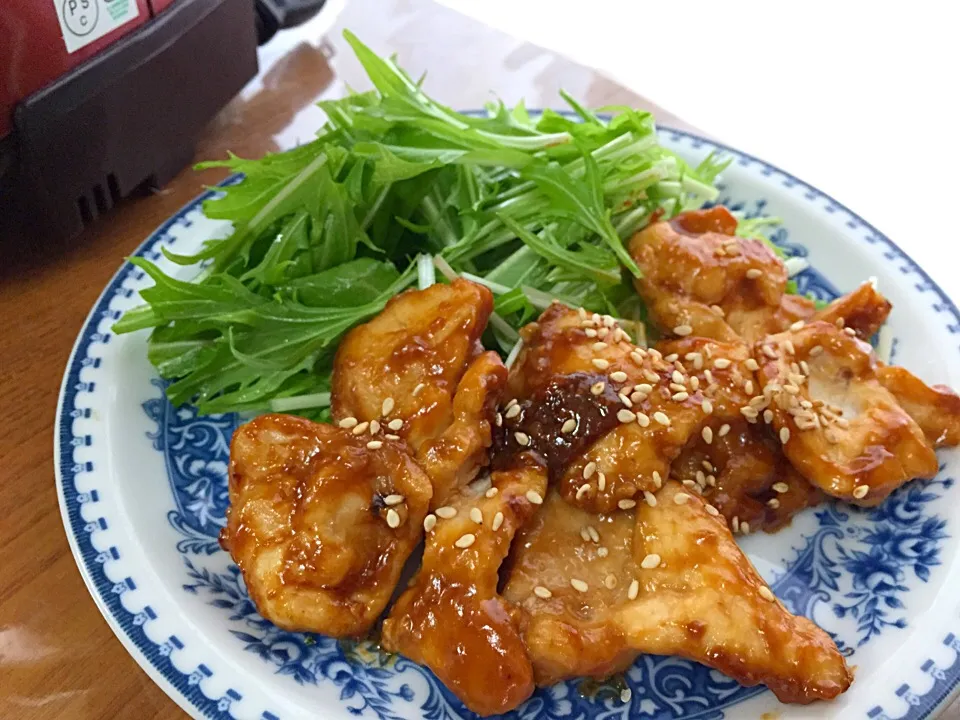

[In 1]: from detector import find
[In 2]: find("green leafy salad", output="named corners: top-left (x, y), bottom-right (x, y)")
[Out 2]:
top-left (114, 31), bottom-right (770, 420)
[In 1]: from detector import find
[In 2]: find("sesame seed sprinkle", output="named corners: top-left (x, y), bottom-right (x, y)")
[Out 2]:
top-left (423, 514), bottom-right (437, 532)
top-left (585, 328), bottom-right (598, 338)
top-left (435, 506), bottom-right (457, 519)
top-left (746, 268), bottom-right (762, 279)
top-left (759, 586), bottom-right (776, 602)
top-left (386, 509), bottom-right (401, 528)
top-left (705, 504), bottom-right (720, 516)
top-left (713, 358), bottom-right (731, 370)
top-left (413, 383), bottom-right (425, 396)
top-left (604, 574), bottom-right (618, 589)
top-left (762, 345), bottom-right (778, 359)
top-left (597, 546), bottom-right (609, 558)
top-left (526, 490), bottom-right (544, 505)
top-left (673, 493), bottom-right (690, 505)
top-left (592, 342), bottom-right (608, 351)
top-left (382, 397), bottom-right (395, 416)
top-left (339, 417), bottom-right (359, 429)
top-left (352, 422), bottom-right (370, 435)
top-left (367, 440), bottom-right (383, 450)
top-left (486, 487), bottom-right (499, 498)
top-left (597, 473), bottom-right (607, 491)
top-left (571, 578), bottom-right (589, 593)
top-left (591, 381), bottom-right (606, 396)
top-left (767, 498), bottom-right (781, 509)
top-left (741, 521), bottom-right (751, 534)
top-left (619, 393), bottom-right (633, 408)
top-left (610, 370), bottom-right (628, 383)
top-left (652, 471), bottom-right (663, 488)
top-left (505, 404), bottom-right (521, 419)
top-left (630, 351), bottom-right (644, 364)
top-left (672, 370), bottom-right (685, 384)
top-left (772, 482), bottom-right (789, 494)
top-left (701, 399), bottom-right (714, 414)
top-left (387, 419), bottom-right (404, 431)
top-left (702, 426), bottom-right (714, 444)
top-left (576, 484), bottom-right (592, 500)
top-left (745, 358), bottom-right (760, 371)
top-left (455, 533), bottom-right (476, 548)
top-left (672, 391), bottom-right (690, 402)
top-left (583, 462), bottom-right (597, 479)
top-left (810, 345), bottom-right (824, 356)
top-left (718, 423), bottom-right (731, 437)
top-left (561, 418), bottom-right (577, 433)
top-left (592, 358), bottom-right (610, 370)
top-left (628, 579), bottom-right (640, 600)
top-left (470, 507), bottom-right (483, 524)
top-left (617, 409), bottom-right (636, 423)
top-left (636, 412), bottom-right (651, 427)
top-left (674, 324), bottom-right (693, 336)
top-left (618, 499), bottom-right (637, 510)
top-left (587, 526), bottom-right (600, 543)
top-left (492, 512), bottom-right (504, 531)
top-left (384, 494), bottom-right (404, 506)
top-left (653, 411), bottom-right (671, 426)
top-left (514, 431), bottom-right (530, 446)
top-left (641, 553), bottom-right (662, 569)
top-left (644, 370), bottom-right (660, 383)
top-left (534, 585), bottom-right (552, 599)
top-left (621, 688), bottom-right (632, 703)
top-left (780, 427), bottom-right (791, 444)
top-left (764, 409), bottom-right (774, 424)
top-left (495, 413), bottom-right (502, 427)
top-left (853, 484), bottom-right (869, 499)
top-left (644, 491), bottom-right (657, 507)
top-left (580, 527), bottom-right (591, 542)
top-left (369, 420), bottom-right (381, 435)
top-left (665, 353), bottom-right (679, 363)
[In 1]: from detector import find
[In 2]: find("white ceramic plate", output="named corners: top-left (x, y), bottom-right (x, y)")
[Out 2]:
top-left (55, 126), bottom-right (960, 720)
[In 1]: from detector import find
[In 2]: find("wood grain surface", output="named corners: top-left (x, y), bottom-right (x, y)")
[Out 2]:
top-left (3, 0), bottom-right (952, 718)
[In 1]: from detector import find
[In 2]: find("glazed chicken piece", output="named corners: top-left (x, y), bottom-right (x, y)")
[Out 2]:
top-left (381, 455), bottom-right (547, 717)
top-left (500, 303), bottom-right (715, 513)
top-left (221, 414), bottom-right (432, 637)
top-left (627, 207), bottom-right (892, 344)
top-left (656, 336), bottom-right (822, 533)
top-left (503, 481), bottom-right (852, 703)
top-left (332, 279), bottom-right (507, 497)
top-left (753, 321), bottom-right (939, 505)
top-left (876, 365), bottom-right (960, 447)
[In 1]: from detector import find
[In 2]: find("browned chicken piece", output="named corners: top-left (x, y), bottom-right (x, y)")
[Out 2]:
top-left (501, 303), bottom-right (714, 512)
top-left (628, 208), bottom-right (893, 345)
top-left (503, 481), bottom-right (852, 703)
top-left (754, 321), bottom-right (938, 506)
top-left (332, 279), bottom-right (506, 497)
top-left (221, 414), bottom-right (432, 637)
top-left (381, 455), bottom-right (547, 717)
top-left (656, 336), bottom-right (822, 533)
top-left (876, 365), bottom-right (960, 447)
top-left (628, 206), bottom-right (814, 344)
top-left (815, 281), bottom-right (891, 340)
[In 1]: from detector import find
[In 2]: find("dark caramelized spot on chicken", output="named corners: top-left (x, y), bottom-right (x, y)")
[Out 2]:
top-left (493, 372), bottom-right (621, 479)
top-left (815, 281), bottom-right (891, 340)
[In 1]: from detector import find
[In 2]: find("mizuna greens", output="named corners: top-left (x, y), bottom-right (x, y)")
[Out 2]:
top-left (114, 31), bottom-right (742, 418)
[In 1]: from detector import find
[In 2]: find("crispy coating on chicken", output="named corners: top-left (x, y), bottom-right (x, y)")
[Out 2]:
top-left (381, 458), bottom-right (547, 717)
top-left (503, 482), bottom-right (852, 703)
top-left (754, 321), bottom-right (938, 505)
top-left (221, 414), bottom-right (432, 637)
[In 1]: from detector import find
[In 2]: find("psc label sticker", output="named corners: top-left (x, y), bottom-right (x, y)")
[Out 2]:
top-left (55, 0), bottom-right (140, 53)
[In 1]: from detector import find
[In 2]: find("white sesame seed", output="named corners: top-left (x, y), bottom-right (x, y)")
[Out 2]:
top-left (597, 473), bottom-right (607, 491)
top-left (619, 393), bottom-right (633, 408)
top-left (664, 353), bottom-right (679, 363)
top-left (561, 418), bottom-right (577, 434)
top-left (413, 383), bottom-right (426, 396)
top-left (711, 304), bottom-right (725, 316)
top-left (682, 479), bottom-right (697, 490)
top-left (526, 490), bottom-right (544, 505)
top-left (732, 516), bottom-right (740, 533)
top-left (706, 503), bottom-right (722, 517)
top-left (672, 370), bottom-right (685, 384)
top-left (603, 315), bottom-right (616, 327)
top-left (435, 506), bottom-right (457, 519)
top-left (715, 423), bottom-right (729, 438)
top-left (672, 391), bottom-right (690, 402)
top-left (505, 404), bottom-right (521, 419)
top-left (571, 579), bottom-right (589, 593)
top-left (702, 426), bottom-right (714, 444)
top-left (780, 427), bottom-right (791, 444)
top-left (764, 409), bottom-right (774, 424)
top-left (746, 268), bottom-right (762, 279)
top-left (367, 440), bottom-right (383, 450)
top-left (643, 491), bottom-right (657, 507)
top-left (492, 511), bottom-right (504, 531)
top-left (580, 527), bottom-right (592, 543)
top-left (744, 380), bottom-right (754, 395)
top-left (843, 327), bottom-right (857, 337)
top-left (630, 351), bottom-right (644, 364)
top-left (690, 376), bottom-right (701, 391)
top-left (384, 494), bottom-right (404, 506)
top-left (352, 422), bottom-right (369, 435)
top-left (505, 398), bottom-right (518, 409)
top-left (643, 370), bottom-right (660, 383)
top-left (635, 412), bottom-right (650, 427)
top-left (853, 484), bottom-right (869, 499)
top-left (339, 417), bottom-right (359, 429)
top-left (790, 320), bottom-right (805, 332)
top-left (673, 493), bottom-right (690, 505)
top-left (759, 586), bottom-right (776, 602)
top-left (387, 419), bottom-right (404, 431)
top-left (578, 307), bottom-right (587, 319)
top-left (741, 521), bottom-right (751, 534)
top-left (592, 313), bottom-right (602, 325)
top-left (597, 546), bottom-right (609, 557)
top-left (470, 507), bottom-right (483, 524)
top-left (772, 482), bottom-right (789, 494)
top-left (534, 586), bottom-right (552, 599)
top-left (674, 324), bottom-right (693, 336)
top-left (485, 487), bottom-right (499, 498)
top-left (653, 411), bottom-right (671, 426)
top-left (670, 382), bottom-right (687, 393)
top-left (495, 413), bottom-right (502, 427)
top-left (810, 345), bottom-right (824, 356)
top-left (704, 369), bottom-right (715, 384)
top-left (455, 533), bottom-right (476, 548)
top-left (740, 406), bottom-right (759, 419)
top-left (762, 345), bottom-right (778, 359)
top-left (604, 574), bottom-right (618, 589)
top-left (636, 383), bottom-right (654, 394)
top-left (610, 371), bottom-right (628, 383)
top-left (628, 579), bottom-right (640, 600)
top-left (592, 358), bottom-right (610, 370)
top-left (591, 381), bottom-right (606, 396)
top-left (369, 420), bottom-right (381, 435)
top-left (701, 399), bottom-right (714, 414)
top-left (713, 358), bottom-right (731, 370)
top-left (587, 526), bottom-right (600, 543)
top-left (592, 342), bottom-right (608, 351)
top-left (652, 471), bottom-right (663, 488)
top-left (641, 553), bottom-right (662, 569)
top-left (514, 432), bottom-right (530, 446)
top-left (583, 462), bottom-right (597, 479)
top-left (423, 514), bottom-right (437, 532)
top-left (386, 509), bottom-right (401, 528)
top-left (706, 474), bottom-right (716, 487)
top-left (576, 484), bottom-right (592, 500)
top-left (621, 688), bottom-right (632, 704)
top-left (745, 358), bottom-right (760, 371)
top-left (767, 498), bottom-right (781, 509)
top-left (584, 328), bottom-right (598, 338)
top-left (618, 499), bottom-right (637, 510)
top-left (800, 360), bottom-right (811, 375)
top-left (618, 409), bottom-right (636, 423)
top-left (381, 397), bottom-right (395, 416)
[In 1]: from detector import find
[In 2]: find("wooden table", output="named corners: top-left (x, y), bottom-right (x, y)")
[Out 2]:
top-left (1, 1), bottom-right (954, 718)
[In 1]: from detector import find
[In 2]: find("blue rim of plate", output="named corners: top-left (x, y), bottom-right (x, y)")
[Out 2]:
top-left (54, 122), bottom-right (960, 720)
